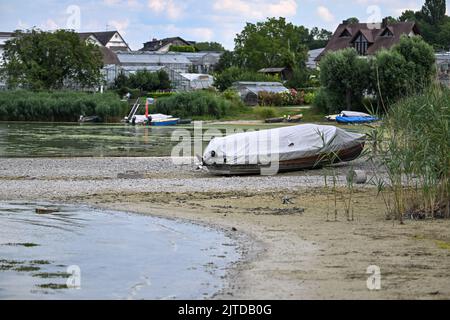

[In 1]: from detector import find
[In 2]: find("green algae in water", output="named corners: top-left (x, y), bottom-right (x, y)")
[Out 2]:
top-left (32, 272), bottom-right (70, 279)
top-left (37, 284), bottom-right (69, 290)
top-left (3, 243), bottom-right (40, 248)
top-left (14, 266), bottom-right (41, 272)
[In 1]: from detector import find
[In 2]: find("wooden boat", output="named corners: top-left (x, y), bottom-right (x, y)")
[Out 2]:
top-left (287, 114), bottom-right (303, 123)
top-left (265, 117), bottom-right (285, 124)
top-left (202, 124), bottom-right (365, 176)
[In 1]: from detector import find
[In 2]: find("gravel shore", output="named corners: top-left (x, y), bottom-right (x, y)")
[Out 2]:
top-left (0, 157), bottom-right (382, 201)
top-left (1, 157), bottom-right (449, 300)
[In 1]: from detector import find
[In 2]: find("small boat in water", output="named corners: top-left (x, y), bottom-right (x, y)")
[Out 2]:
top-left (130, 114), bottom-right (180, 126)
top-left (79, 115), bottom-right (102, 123)
top-left (202, 124), bottom-right (365, 175)
top-left (152, 118), bottom-right (180, 126)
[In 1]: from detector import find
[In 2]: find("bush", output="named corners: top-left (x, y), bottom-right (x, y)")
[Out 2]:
top-left (114, 70), bottom-right (171, 93)
top-left (255, 107), bottom-right (277, 119)
top-left (258, 89), bottom-right (304, 106)
top-left (147, 92), bottom-right (175, 99)
top-left (154, 91), bottom-right (243, 119)
top-left (312, 88), bottom-right (332, 114)
top-left (0, 90), bottom-right (128, 122)
top-left (304, 92), bottom-right (316, 105)
top-left (320, 48), bottom-right (371, 111)
top-left (319, 36), bottom-right (436, 113)
top-left (169, 45), bottom-right (196, 52)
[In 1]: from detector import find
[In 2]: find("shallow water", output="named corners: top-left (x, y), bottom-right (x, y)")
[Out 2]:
top-left (0, 122), bottom-right (368, 158)
top-left (0, 123), bottom-right (269, 158)
top-left (0, 202), bottom-right (240, 300)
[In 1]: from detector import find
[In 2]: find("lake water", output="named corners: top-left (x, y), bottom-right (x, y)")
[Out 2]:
top-left (0, 122), bottom-right (274, 158)
top-left (0, 122), bottom-right (369, 158)
top-left (0, 202), bottom-right (240, 300)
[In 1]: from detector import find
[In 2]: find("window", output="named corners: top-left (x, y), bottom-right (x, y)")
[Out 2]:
top-left (380, 28), bottom-right (393, 37)
top-left (353, 33), bottom-right (368, 55)
top-left (340, 29), bottom-right (352, 37)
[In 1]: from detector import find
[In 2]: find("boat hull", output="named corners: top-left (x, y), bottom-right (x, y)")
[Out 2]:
top-left (151, 119), bottom-right (179, 126)
top-left (204, 142), bottom-right (365, 176)
top-left (336, 116), bottom-right (378, 124)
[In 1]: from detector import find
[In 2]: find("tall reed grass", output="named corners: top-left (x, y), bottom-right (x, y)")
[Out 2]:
top-left (154, 91), bottom-right (245, 119)
top-left (374, 86), bottom-right (449, 221)
top-left (0, 90), bottom-right (128, 122)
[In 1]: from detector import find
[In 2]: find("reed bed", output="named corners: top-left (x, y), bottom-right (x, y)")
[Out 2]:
top-left (373, 86), bottom-right (449, 222)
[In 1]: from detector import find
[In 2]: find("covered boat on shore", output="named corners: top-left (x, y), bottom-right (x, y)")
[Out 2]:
top-left (327, 111), bottom-right (379, 124)
top-left (202, 124), bottom-right (365, 175)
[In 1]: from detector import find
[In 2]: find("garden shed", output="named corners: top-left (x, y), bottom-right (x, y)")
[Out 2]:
top-left (232, 82), bottom-right (289, 106)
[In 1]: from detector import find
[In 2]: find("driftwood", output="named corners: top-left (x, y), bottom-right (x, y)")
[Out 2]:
top-left (36, 208), bottom-right (60, 214)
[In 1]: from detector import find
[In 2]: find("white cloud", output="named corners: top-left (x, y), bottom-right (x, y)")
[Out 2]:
top-left (43, 18), bottom-right (59, 30)
top-left (17, 19), bottom-right (29, 30)
top-left (213, 0), bottom-right (297, 19)
top-left (148, 0), bottom-right (166, 12)
top-left (108, 19), bottom-right (130, 35)
top-left (148, 0), bottom-right (183, 19)
top-left (317, 6), bottom-right (334, 23)
top-left (104, 0), bottom-right (143, 9)
top-left (104, 0), bottom-right (121, 5)
top-left (156, 24), bottom-right (214, 41)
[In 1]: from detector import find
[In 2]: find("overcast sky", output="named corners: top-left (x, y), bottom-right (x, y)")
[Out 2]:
top-left (0, 0), bottom-right (437, 50)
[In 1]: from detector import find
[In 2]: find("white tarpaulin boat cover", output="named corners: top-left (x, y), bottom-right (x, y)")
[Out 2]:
top-left (203, 124), bottom-right (365, 165)
top-left (341, 111), bottom-right (372, 118)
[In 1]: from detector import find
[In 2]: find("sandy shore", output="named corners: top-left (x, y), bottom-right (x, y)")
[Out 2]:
top-left (1, 157), bottom-right (449, 299)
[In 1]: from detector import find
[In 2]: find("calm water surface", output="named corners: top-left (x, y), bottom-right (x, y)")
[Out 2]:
top-left (0, 122), bottom-right (368, 158)
top-left (0, 202), bottom-right (240, 300)
top-left (0, 122), bottom-right (282, 158)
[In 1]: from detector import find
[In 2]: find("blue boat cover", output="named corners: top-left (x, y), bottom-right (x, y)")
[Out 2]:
top-left (336, 116), bottom-right (379, 124)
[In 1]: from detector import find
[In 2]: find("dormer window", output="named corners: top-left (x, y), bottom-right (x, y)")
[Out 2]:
top-left (380, 28), bottom-right (393, 37)
top-left (353, 33), bottom-right (369, 55)
top-left (340, 29), bottom-right (352, 37)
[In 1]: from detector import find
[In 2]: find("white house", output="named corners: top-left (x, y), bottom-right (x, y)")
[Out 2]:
top-left (78, 31), bottom-right (131, 52)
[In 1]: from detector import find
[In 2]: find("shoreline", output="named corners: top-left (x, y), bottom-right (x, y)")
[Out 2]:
top-left (1, 157), bottom-right (449, 299)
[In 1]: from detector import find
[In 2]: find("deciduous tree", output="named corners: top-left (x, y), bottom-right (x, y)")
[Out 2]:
top-left (1, 29), bottom-right (103, 90)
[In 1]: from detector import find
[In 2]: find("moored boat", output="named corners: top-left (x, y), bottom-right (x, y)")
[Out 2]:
top-left (202, 124), bottom-right (365, 175)
top-left (327, 111), bottom-right (379, 124)
top-left (151, 118), bottom-right (180, 126)
top-left (265, 117), bottom-right (285, 124)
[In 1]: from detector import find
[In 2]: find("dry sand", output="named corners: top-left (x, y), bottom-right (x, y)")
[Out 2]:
top-left (1, 157), bottom-right (449, 299)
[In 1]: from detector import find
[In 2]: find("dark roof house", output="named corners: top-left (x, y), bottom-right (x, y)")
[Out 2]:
top-left (141, 37), bottom-right (194, 52)
top-left (258, 67), bottom-right (293, 81)
top-left (316, 20), bottom-right (420, 62)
